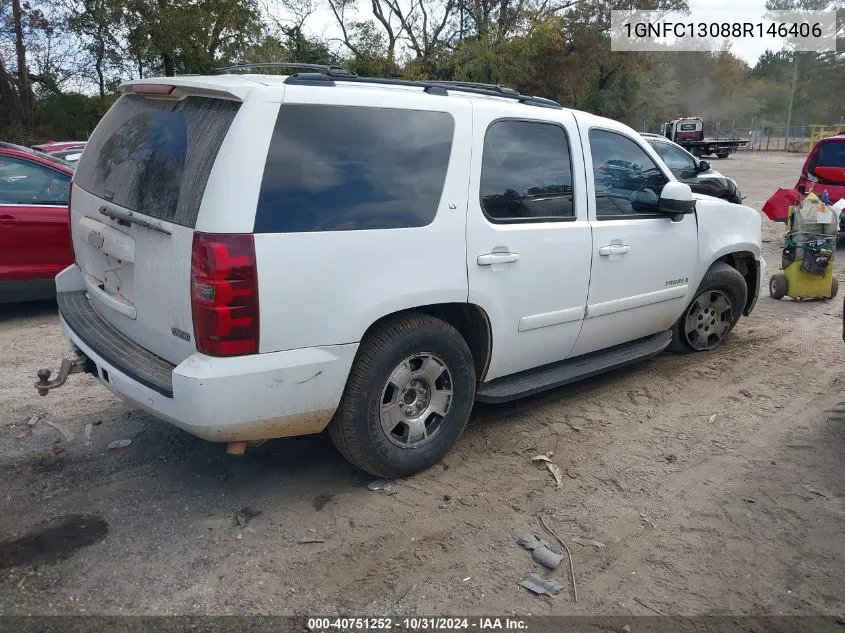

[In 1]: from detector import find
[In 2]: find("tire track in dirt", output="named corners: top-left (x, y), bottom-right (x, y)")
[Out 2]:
top-left (580, 379), bottom-right (845, 606)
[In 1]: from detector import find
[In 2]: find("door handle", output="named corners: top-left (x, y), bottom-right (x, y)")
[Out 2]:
top-left (477, 252), bottom-right (520, 266)
top-left (598, 244), bottom-right (629, 256)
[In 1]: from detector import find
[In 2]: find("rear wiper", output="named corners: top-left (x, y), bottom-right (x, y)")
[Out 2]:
top-left (99, 205), bottom-right (171, 236)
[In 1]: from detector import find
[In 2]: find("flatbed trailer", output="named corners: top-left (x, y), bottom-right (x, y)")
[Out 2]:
top-left (661, 118), bottom-right (749, 158)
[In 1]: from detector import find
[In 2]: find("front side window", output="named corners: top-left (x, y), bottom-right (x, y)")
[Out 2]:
top-left (659, 142), bottom-right (697, 175)
top-left (480, 120), bottom-right (574, 222)
top-left (0, 156), bottom-right (70, 205)
top-left (589, 129), bottom-right (668, 218)
top-left (254, 105), bottom-right (455, 233)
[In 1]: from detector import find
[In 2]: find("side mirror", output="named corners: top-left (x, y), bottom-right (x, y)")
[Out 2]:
top-left (697, 160), bottom-right (711, 173)
top-left (659, 181), bottom-right (696, 216)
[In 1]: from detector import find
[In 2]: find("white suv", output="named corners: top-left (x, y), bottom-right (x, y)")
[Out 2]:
top-left (37, 64), bottom-right (764, 478)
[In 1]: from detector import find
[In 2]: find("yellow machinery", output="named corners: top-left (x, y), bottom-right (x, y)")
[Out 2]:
top-left (769, 191), bottom-right (838, 300)
top-left (810, 124), bottom-right (841, 149)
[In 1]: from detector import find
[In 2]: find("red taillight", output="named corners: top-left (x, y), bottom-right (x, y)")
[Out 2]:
top-left (191, 233), bottom-right (260, 357)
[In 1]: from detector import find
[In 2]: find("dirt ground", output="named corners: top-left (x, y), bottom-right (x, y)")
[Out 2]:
top-left (1, 151), bottom-right (844, 618)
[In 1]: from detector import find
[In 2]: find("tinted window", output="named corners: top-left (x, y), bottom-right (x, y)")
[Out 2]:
top-left (0, 156), bottom-right (70, 205)
top-left (74, 94), bottom-right (240, 227)
top-left (254, 105), bottom-right (454, 233)
top-left (814, 140), bottom-right (845, 168)
top-left (658, 142), bottom-right (697, 173)
top-left (589, 129), bottom-right (668, 218)
top-left (480, 120), bottom-right (574, 222)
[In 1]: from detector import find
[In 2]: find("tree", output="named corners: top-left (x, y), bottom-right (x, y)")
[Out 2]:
top-left (65, 0), bottom-right (124, 98)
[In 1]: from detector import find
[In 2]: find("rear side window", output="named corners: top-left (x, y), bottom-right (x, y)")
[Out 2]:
top-left (254, 105), bottom-right (454, 233)
top-left (74, 94), bottom-right (240, 227)
top-left (480, 120), bottom-right (574, 222)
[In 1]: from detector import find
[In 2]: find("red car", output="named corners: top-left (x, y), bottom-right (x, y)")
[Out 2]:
top-left (0, 142), bottom-right (75, 303)
top-left (797, 134), bottom-right (845, 228)
top-left (763, 133), bottom-right (845, 225)
top-left (31, 141), bottom-right (87, 153)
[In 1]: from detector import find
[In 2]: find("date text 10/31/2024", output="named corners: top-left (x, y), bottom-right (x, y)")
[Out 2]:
top-left (307, 617), bottom-right (528, 631)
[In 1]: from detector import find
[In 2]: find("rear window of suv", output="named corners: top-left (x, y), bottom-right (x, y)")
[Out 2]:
top-left (254, 105), bottom-right (455, 233)
top-left (813, 139), bottom-right (845, 168)
top-left (74, 94), bottom-right (240, 227)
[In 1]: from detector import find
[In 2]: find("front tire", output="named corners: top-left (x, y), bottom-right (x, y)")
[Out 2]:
top-left (670, 262), bottom-right (747, 353)
top-left (328, 313), bottom-right (476, 479)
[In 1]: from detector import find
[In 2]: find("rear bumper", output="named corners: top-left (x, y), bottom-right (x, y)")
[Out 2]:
top-left (56, 269), bottom-right (357, 442)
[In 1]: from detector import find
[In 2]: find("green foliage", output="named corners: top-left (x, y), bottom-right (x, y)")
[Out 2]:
top-left (2, 0), bottom-right (843, 141)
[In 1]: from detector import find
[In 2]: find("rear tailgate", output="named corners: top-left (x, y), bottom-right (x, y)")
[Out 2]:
top-left (69, 82), bottom-right (244, 365)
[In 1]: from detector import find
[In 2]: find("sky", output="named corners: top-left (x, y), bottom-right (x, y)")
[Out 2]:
top-left (686, 0), bottom-right (813, 63)
top-left (293, 0), bottom-right (790, 67)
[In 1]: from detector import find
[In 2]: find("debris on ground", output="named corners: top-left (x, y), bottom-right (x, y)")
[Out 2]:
top-left (367, 479), bottom-right (396, 495)
top-left (517, 532), bottom-right (550, 550)
top-left (44, 420), bottom-right (75, 443)
top-left (622, 625), bottom-right (632, 633)
top-left (84, 423), bottom-right (93, 446)
top-left (107, 439), bottom-right (132, 449)
top-left (633, 596), bottom-right (664, 614)
top-left (517, 532), bottom-right (563, 569)
top-left (539, 514), bottom-right (578, 602)
top-left (709, 414), bottom-right (718, 424)
top-left (835, 614), bottom-right (845, 625)
top-left (51, 440), bottom-right (65, 455)
top-left (519, 573), bottom-right (565, 597)
top-left (27, 413), bottom-right (45, 427)
top-left (297, 536), bottom-right (327, 544)
top-left (14, 429), bottom-right (32, 440)
top-left (571, 537), bottom-right (606, 550)
top-left (640, 514), bottom-right (656, 528)
top-left (532, 546), bottom-right (563, 569)
top-left (665, 454), bottom-right (677, 463)
top-left (530, 454), bottom-right (563, 487)
top-left (234, 507), bottom-right (262, 527)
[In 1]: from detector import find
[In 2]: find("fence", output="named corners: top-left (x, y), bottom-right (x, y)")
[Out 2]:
top-left (643, 120), bottom-right (845, 153)
top-left (707, 121), bottom-right (844, 153)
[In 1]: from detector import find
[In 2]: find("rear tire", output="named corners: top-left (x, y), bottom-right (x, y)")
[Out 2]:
top-left (717, 152), bottom-right (730, 159)
top-left (769, 273), bottom-right (788, 300)
top-left (328, 313), bottom-right (476, 479)
top-left (669, 262), bottom-right (747, 353)
top-left (831, 276), bottom-right (838, 299)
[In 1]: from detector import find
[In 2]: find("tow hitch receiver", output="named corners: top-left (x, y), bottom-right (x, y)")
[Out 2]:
top-left (35, 356), bottom-right (91, 396)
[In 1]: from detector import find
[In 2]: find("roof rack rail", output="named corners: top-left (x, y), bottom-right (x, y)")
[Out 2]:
top-left (210, 62), bottom-right (561, 109)
top-left (212, 63), bottom-right (358, 78)
top-left (330, 75), bottom-right (563, 109)
top-left (429, 80), bottom-right (520, 95)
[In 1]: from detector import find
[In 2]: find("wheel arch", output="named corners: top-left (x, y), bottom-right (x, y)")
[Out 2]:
top-left (718, 250), bottom-right (759, 316)
top-left (359, 303), bottom-right (493, 382)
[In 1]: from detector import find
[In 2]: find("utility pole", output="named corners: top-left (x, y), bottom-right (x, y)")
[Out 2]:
top-left (785, 51), bottom-right (798, 150)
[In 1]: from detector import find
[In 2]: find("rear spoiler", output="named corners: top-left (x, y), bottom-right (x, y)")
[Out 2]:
top-left (119, 77), bottom-right (257, 102)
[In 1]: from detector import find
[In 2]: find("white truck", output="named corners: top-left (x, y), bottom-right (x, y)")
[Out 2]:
top-left (36, 65), bottom-right (765, 478)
